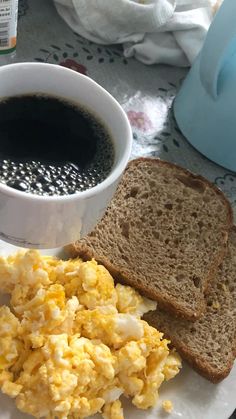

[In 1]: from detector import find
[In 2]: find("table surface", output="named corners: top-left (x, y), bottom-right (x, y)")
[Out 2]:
top-left (2, 0), bottom-right (236, 418)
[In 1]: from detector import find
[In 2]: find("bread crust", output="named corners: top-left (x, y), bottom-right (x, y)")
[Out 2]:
top-left (66, 158), bottom-right (233, 321)
top-left (149, 326), bottom-right (235, 383)
top-left (144, 226), bottom-right (236, 383)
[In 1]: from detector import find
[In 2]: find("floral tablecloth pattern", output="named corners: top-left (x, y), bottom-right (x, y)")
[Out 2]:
top-left (1, 1), bottom-right (236, 418)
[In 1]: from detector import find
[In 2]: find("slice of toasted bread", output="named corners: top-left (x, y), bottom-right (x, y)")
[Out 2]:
top-left (144, 227), bottom-right (236, 383)
top-left (67, 158), bottom-right (233, 321)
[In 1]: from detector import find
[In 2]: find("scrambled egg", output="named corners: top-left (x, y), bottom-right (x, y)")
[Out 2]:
top-left (162, 400), bottom-right (173, 413)
top-left (0, 250), bottom-right (181, 419)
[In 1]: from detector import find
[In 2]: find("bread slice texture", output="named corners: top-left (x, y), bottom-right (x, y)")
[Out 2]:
top-left (67, 158), bottom-right (233, 320)
top-left (144, 227), bottom-right (236, 383)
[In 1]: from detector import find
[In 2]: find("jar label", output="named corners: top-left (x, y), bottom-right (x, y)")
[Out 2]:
top-left (0, 0), bottom-right (18, 53)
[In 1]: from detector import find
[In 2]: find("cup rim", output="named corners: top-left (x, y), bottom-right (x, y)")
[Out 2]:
top-left (0, 62), bottom-right (132, 202)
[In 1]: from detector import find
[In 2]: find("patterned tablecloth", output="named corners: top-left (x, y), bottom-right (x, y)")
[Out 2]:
top-left (3, 1), bottom-right (236, 418)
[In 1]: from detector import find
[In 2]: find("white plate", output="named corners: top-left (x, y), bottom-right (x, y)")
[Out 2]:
top-left (0, 240), bottom-right (235, 419)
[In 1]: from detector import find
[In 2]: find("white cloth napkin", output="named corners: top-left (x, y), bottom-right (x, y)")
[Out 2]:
top-left (54, 0), bottom-right (215, 67)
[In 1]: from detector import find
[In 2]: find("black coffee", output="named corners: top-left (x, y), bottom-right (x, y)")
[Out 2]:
top-left (0, 94), bottom-right (114, 195)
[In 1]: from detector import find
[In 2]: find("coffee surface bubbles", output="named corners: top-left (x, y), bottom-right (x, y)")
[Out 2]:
top-left (0, 94), bottom-right (114, 195)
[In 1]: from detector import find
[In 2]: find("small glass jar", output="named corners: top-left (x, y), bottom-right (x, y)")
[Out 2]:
top-left (0, 0), bottom-right (18, 65)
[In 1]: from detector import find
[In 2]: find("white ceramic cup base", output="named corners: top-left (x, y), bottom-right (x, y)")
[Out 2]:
top-left (0, 63), bottom-right (132, 248)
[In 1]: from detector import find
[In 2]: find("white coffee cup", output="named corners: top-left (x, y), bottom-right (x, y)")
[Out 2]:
top-left (0, 63), bottom-right (132, 248)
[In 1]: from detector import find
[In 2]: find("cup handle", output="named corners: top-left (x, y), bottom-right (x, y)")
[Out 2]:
top-left (199, 0), bottom-right (236, 99)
